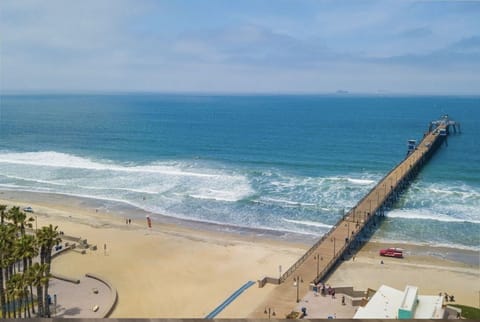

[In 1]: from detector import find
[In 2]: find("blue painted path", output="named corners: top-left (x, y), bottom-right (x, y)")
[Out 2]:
top-left (205, 280), bottom-right (255, 319)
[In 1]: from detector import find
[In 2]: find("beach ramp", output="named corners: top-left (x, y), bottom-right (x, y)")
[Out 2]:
top-left (205, 280), bottom-right (255, 319)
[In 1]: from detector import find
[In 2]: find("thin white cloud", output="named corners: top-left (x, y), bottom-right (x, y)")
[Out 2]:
top-left (1, 0), bottom-right (479, 94)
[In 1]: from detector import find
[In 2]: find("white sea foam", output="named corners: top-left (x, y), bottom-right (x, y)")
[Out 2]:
top-left (402, 181), bottom-right (480, 223)
top-left (0, 151), bottom-right (218, 177)
top-left (347, 178), bottom-right (375, 185)
top-left (282, 218), bottom-right (333, 229)
top-left (261, 197), bottom-right (317, 207)
top-left (386, 209), bottom-right (480, 224)
top-left (1, 174), bottom-right (67, 186)
top-left (0, 151), bottom-right (254, 205)
top-left (188, 193), bottom-right (242, 202)
top-left (76, 185), bottom-right (160, 195)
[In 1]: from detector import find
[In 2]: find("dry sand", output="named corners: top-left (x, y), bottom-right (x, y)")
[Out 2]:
top-left (325, 241), bottom-right (480, 308)
top-left (1, 190), bottom-right (479, 318)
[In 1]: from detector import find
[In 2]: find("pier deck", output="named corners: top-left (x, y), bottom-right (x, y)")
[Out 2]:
top-left (252, 119), bottom-right (455, 318)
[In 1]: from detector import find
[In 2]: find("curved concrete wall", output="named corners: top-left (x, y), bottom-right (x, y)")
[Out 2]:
top-left (85, 273), bottom-right (118, 318)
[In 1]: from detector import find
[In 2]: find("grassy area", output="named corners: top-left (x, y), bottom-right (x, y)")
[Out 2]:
top-left (450, 304), bottom-right (480, 320)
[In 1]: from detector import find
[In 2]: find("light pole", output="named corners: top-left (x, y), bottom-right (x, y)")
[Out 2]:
top-left (331, 237), bottom-right (336, 257)
top-left (294, 276), bottom-right (303, 303)
top-left (264, 307), bottom-right (276, 319)
top-left (314, 254), bottom-right (322, 277)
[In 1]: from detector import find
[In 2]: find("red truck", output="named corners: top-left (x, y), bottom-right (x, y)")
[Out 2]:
top-left (379, 247), bottom-right (404, 258)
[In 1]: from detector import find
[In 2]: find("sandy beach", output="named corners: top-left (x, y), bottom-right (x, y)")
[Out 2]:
top-left (325, 242), bottom-right (480, 308)
top-left (0, 190), bottom-right (306, 318)
top-left (1, 189), bottom-right (478, 318)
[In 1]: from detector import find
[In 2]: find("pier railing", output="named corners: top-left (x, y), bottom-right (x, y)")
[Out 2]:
top-left (260, 124), bottom-right (448, 287)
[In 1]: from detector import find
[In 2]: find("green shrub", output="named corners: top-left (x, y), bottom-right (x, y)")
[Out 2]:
top-left (450, 304), bottom-right (480, 320)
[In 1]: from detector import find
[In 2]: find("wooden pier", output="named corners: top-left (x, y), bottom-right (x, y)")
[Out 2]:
top-left (253, 115), bottom-right (459, 318)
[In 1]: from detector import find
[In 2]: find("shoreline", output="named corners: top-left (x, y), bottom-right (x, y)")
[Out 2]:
top-left (1, 188), bottom-right (478, 264)
top-left (1, 188), bottom-right (479, 316)
top-left (0, 188), bottom-right (317, 245)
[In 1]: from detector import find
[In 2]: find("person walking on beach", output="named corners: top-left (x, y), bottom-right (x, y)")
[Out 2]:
top-left (104, 243), bottom-right (107, 255)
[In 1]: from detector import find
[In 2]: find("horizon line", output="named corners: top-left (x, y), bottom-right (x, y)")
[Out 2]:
top-left (1, 89), bottom-right (480, 97)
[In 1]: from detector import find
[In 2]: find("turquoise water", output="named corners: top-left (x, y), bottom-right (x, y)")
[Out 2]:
top-left (0, 94), bottom-right (479, 249)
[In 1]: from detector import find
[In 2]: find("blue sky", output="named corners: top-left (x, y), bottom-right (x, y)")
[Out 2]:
top-left (1, 0), bottom-right (479, 94)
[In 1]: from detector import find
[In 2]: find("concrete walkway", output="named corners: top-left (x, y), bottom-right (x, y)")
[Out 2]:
top-left (49, 274), bottom-right (116, 318)
top-left (294, 290), bottom-right (358, 319)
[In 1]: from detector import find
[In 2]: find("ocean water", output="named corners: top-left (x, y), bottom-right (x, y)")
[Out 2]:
top-left (0, 94), bottom-right (479, 250)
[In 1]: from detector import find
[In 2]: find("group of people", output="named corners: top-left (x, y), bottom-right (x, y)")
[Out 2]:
top-left (125, 218), bottom-right (132, 224)
top-left (442, 292), bottom-right (455, 302)
top-left (317, 283), bottom-right (336, 298)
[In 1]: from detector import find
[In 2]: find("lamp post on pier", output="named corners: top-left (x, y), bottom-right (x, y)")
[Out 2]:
top-left (331, 237), bottom-right (336, 257)
top-left (264, 307), bottom-right (276, 319)
top-left (294, 276), bottom-right (303, 303)
top-left (314, 254), bottom-right (322, 277)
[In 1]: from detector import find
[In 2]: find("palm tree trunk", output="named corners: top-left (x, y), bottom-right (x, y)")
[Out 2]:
top-left (43, 252), bottom-right (52, 317)
top-left (5, 292), bottom-right (10, 318)
top-left (0, 268), bottom-right (6, 319)
top-left (43, 268), bottom-right (50, 317)
top-left (36, 285), bottom-right (44, 317)
top-left (18, 294), bottom-right (23, 318)
top-left (23, 286), bottom-right (30, 318)
top-left (11, 295), bottom-right (16, 319)
top-left (29, 284), bottom-right (35, 314)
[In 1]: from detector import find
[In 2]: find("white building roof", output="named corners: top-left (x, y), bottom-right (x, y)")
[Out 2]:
top-left (415, 294), bottom-right (444, 319)
top-left (353, 285), bottom-right (444, 319)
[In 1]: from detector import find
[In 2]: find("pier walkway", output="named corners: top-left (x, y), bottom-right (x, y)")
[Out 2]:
top-left (252, 116), bottom-right (459, 318)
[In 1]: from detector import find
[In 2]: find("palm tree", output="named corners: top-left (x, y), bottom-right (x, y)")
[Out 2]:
top-left (21, 274), bottom-right (31, 318)
top-left (7, 206), bottom-right (34, 237)
top-left (37, 225), bottom-right (61, 317)
top-left (0, 224), bottom-right (16, 318)
top-left (0, 204), bottom-right (6, 225)
top-left (9, 272), bottom-right (30, 318)
top-left (14, 234), bottom-right (36, 273)
top-left (24, 266), bottom-right (38, 316)
top-left (6, 273), bottom-right (23, 318)
top-left (29, 263), bottom-right (48, 317)
top-left (0, 225), bottom-right (10, 318)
